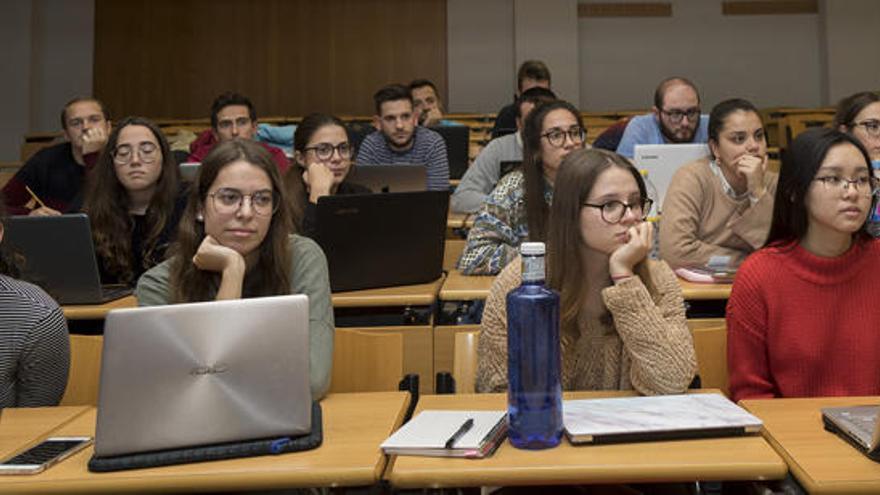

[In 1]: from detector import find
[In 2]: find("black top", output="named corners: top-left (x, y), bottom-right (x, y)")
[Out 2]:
top-left (490, 101), bottom-right (518, 140)
top-left (299, 181), bottom-right (372, 239)
top-left (2, 142), bottom-right (93, 215)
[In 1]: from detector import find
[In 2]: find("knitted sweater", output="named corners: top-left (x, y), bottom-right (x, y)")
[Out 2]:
top-left (476, 257), bottom-right (696, 395)
top-left (727, 239), bottom-right (880, 401)
top-left (659, 158), bottom-right (777, 269)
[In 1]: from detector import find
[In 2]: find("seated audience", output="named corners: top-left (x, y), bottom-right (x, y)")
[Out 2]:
top-left (3, 97), bottom-right (110, 215)
top-left (727, 128), bottom-right (880, 401)
top-left (409, 79), bottom-right (460, 127)
top-left (660, 99), bottom-right (777, 269)
top-left (476, 148), bottom-right (696, 393)
top-left (0, 201), bottom-right (69, 408)
top-left (458, 100), bottom-right (585, 275)
top-left (616, 77), bottom-right (709, 159)
top-left (286, 113), bottom-right (370, 238)
top-left (451, 87), bottom-right (556, 214)
top-left (83, 117), bottom-right (187, 286)
top-left (356, 84), bottom-right (449, 191)
top-left (187, 91), bottom-right (290, 174)
top-left (137, 139), bottom-right (333, 399)
top-left (490, 60), bottom-right (552, 139)
top-left (835, 91), bottom-right (880, 162)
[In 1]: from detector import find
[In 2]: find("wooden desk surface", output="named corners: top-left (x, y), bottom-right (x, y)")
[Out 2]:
top-left (677, 278), bottom-right (732, 301)
top-left (741, 396), bottom-right (880, 494)
top-left (446, 212), bottom-right (476, 230)
top-left (386, 392), bottom-right (787, 489)
top-left (332, 276), bottom-right (445, 308)
top-left (439, 270), bottom-right (495, 301)
top-left (0, 406), bottom-right (90, 461)
top-left (0, 392), bottom-right (409, 494)
top-left (62, 295), bottom-right (138, 320)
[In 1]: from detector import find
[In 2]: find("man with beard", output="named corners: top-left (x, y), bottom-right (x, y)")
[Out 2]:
top-left (356, 84), bottom-right (449, 191)
top-left (616, 77), bottom-right (709, 159)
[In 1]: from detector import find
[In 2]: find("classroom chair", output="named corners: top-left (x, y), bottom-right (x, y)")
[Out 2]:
top-left (60, 334), bottom-right (103, 406)
top-left (452, 330), bottom-right (479, 394)
top-left (443, 239), bottom-right (466, 272)
top-left (329, 328), bottom-right (404, 393)
top-left (687, 318), bottom-right (729, 396)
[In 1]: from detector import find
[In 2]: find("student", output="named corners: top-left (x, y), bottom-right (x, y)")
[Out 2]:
top-left (409, 79), bottom-right (460, 127)
top-left (286, 113), bottom-right (370, 238)
top-left (136, 139), bottom-right (334, 399)
top-left (727, 128), bottom-right (880, 401)
top-left (476, 148), bottom-right (696, 393)
top-left (835, 91), bottom-right (880, 162)
top-left (458, 100), bottom-right (585, 275)
top-left (0, 201), bottom-right (69, 408)
top-left (660, 99), bottom-right (777, 270)
top-left (490, 60), bottom-right (552, 139)
top-left (83, 117), bottom-right (187, 286)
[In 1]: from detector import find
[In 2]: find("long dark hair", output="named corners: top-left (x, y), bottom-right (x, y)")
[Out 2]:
top-left (766, 127), bottom-right (874, 247)
top-left (169, 139), bottom-right (293, 302)
top-left (0, 198), bottom-right (20, 278)
top-left (834, 91), bottom-right (880, 130)
top-left (83, 116), bottom-right (180, 284)
top-left (521, 100), bottom-right (585, 243)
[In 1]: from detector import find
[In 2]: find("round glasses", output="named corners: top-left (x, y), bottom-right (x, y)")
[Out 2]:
top-left (660, 108), bottom-right (701, 124)
top-left (813, 175), bottom-right (879, 197)
top-left (304, 142), bottom-right (353, 161)
top-left (583, 198), bottom-right (653, 224)
top-left (113, 142), bottom-right (159, 165)
top-left (852, 119), bottom-right (880, 138)
top-left (209, 188), bottom-right (278, 216)
top-left (541, 126), bottom-right (586, 148)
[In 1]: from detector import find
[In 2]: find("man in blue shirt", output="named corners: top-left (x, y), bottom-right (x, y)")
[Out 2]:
top-left (616, 77), bottom-right (709, 158)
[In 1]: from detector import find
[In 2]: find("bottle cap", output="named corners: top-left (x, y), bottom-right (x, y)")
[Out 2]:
top-left (520, 242), bottom-right (545, 256)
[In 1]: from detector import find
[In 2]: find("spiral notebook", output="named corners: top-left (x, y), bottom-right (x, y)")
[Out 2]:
top-left (381, 410), bottom-right (507, 458)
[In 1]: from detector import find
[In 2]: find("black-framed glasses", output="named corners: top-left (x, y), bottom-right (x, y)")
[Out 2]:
top-left (304, 142), bottom-right (353, 161)
top-left (583, 198), bottom-right (653, 224)
top-left (209, 188), bottom-right (278, 216)
top-left (813, 175), bottom-right (879, 197)
top-left (113, 142), bottom-right (159, 165)
top-left (541, 126), bottom-right (586, 147)
top-left (852, 119), bottom-right (880, 138)
top-left (660, 108), bottom-right (700, 123)
top-left (216, 116), bottom-right (252, 131)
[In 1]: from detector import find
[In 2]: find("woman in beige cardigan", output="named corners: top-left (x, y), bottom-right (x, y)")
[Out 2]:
top-left (476, 148), bottom-right (696, 394)
top-left (660, 98), bottom-right (778, 270)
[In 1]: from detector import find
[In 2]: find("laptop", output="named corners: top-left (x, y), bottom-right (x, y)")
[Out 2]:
top-left (346, 164), bottom-right (427, 193)
top-left (430, 125), bottom-right (470, 180)
top-left (94, 294), bottom-right (312, 457)
top-left (315, 190), bottom-right (448, 292)
top-left (3, 214), bottom-right (132, 305)
top-left (633, 143), bottom-right (710, 215)
top-left (822, 405), bottom-right (880, 461)
top-left (179, 161), bottom-right (201, 181)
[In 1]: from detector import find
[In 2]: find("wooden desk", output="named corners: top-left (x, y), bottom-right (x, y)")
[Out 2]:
top-left (434, 270), bottom-right (495, 378)
top-left (439, 269), bottom-right (494, 301)
top-left (446, 212), bottom-right (475, 238)
top-left (677, 278), bottom-right (732, 301)
top-left (61, 296), bottom-right (138, 320)
top-left (386, 392), bottom-right (787, 489)
top-left (741, 396), bottom-right (880, 494)
top-left (0, 392), bottom-right (409, 494)
top-left (0, 406), bottom-right (90, 461)
top-left (332, 277), bottom-right (444, 308)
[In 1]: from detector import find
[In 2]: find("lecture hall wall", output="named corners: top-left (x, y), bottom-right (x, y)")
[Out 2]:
top-left (2, 0), bottom-right (879, 162)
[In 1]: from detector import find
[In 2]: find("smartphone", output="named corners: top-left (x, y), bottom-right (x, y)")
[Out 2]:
top-left (0, 436), bottom-right (92, 475)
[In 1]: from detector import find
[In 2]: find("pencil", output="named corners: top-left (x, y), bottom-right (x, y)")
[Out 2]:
top-left (25, 186), bottom-right (47, 209)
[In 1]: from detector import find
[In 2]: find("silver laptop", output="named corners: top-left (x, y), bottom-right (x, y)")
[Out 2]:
top-left (94, 294), bottom-right (312, 457)
top-left (347, 164), bottom-right (427, 193)
top-left (633, 143), bottom-right (710, 215)
top-left (822, 405), bottom-right (880, 461)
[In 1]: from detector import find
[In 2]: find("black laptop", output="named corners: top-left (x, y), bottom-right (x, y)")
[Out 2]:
top-left (346, 164), bottom-right (427, 193)
top-left (430, 125), bottom-right (470, 180)
top-left (314, 191), bottom-right (448, 292)
top-left (4, 214), bottom-right (132, 304)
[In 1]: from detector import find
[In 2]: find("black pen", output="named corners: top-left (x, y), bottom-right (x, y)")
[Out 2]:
top-left (445, 418), bottom-right (474, 449)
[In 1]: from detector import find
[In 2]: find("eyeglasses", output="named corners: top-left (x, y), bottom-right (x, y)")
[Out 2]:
top-left (582, 198), bottom-right (654, 224)
top-left (113, 142), bottom-right (159, 165)
top-left (209, 188), bottom-right (278, 216)
top-left (660, 108), bottom-right (701, 123)
top-left (541, 126), bottom-right (586, 148)
top-left (67, 114), bottom-right (105, 129)
top-left (216, 117), bottom-right (252, 131)
top-left (304, 142), bottom-right (353, 161)
top-left (813, 175), bottom-right (878, 196)
top-left (852, 119), bottom-right (880, 138)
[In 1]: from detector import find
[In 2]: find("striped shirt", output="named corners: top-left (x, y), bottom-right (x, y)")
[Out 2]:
top-left (355, 127), bottom-right (450, 191)
top-left (0, 274), bottom-right (69, 408)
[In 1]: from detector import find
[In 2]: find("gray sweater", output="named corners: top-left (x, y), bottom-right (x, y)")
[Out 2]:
top-left (450, 132), bottom-right (523, 213)
top-left (136, 235), bottom-right (335, 400)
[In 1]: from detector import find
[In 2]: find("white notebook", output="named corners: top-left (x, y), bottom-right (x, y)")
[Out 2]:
top-left (563, 393), bottom-right (762, 444)
top-left (381, 410), bottom-right (507, 458)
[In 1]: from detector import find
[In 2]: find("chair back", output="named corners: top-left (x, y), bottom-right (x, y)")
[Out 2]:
top-left (60, 334), bottom-right (103, 406)
top-left (330, 328), bottom-right (404, 393)
top-left (453, 330), bottom-right (479, 393)
top-left (687, 318), bottom-right (729, 396)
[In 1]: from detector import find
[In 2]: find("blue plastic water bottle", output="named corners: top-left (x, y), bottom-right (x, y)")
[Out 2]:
top-left (506, 242), bottom-right (563, 449)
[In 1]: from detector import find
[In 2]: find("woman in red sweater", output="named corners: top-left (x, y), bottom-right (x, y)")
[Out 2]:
top-left (727, 127), bottom-right (880, 401)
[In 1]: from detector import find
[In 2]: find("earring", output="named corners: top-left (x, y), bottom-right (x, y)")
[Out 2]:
top-left (196, 212), bottom-right (204, 222)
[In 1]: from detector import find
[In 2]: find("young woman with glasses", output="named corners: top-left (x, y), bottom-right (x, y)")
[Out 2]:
top-left (285, 113), bottom-right (370, 238)
top-left (136, 139), bottom-right (334, 399)
top-left (660, 98), bottom-right (777, 270)
top-left (459, 100), bottom-right (586, 275)
top-left (835, 91), bottom-right (880, 163)
top-left (727, 128), bottom-right (880, 401)
top-left (477, 148), bottom-right (696, 394)
top-left (83, 117), bottom-right (186, 286)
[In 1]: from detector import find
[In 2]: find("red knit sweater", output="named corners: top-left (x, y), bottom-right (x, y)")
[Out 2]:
top-left (727, 238), bottom-right (880, 402)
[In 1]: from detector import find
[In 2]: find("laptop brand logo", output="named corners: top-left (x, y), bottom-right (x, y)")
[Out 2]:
top-left (190, 363), bottom-right (230, 376)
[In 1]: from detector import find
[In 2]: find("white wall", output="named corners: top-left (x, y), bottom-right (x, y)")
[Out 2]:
top-left (0, 0), bottom-right (35, 163)
top-left (514, 0), bottom-right (580, 107)
top-left (822, 0), bottom-right (880, 105)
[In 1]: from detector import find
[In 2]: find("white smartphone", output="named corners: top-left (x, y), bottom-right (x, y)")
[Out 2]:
top-left (0, 436), bottom-right (92, 475)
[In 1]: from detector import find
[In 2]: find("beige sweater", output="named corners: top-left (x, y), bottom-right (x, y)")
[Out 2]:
top-left (476, 257), bottom-right (696, 395)
top-left (659, 157), bottom-right (777, 269)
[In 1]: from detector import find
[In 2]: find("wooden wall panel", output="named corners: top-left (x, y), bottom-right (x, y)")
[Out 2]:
top-left (94, 0), bottom-right (447, 120)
